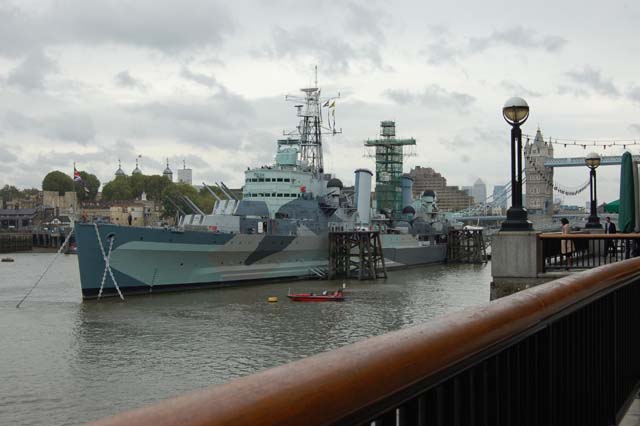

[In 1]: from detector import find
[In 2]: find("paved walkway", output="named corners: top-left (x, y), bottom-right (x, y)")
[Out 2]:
top-left (621, 395), bottom-right (640, 426)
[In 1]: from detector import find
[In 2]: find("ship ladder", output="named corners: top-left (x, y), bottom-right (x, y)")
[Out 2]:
top-left (94, 224), bottom-right (124, 300)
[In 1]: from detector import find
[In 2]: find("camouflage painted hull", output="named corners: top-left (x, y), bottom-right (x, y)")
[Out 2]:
top-left (75, 223), bottom-right (446, 299)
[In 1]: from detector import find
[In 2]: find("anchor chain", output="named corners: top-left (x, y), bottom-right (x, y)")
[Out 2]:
top-left (16, 228), bottom-right (75, 308)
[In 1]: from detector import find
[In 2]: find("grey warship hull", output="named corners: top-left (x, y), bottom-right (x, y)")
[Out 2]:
top-left (76, 223), bottom-right (446, 299)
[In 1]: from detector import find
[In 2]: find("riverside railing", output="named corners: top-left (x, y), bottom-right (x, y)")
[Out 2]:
top-left (90, 259), bottom-right (640, 426)
top-left (540, 233), bottom-right (640, 272)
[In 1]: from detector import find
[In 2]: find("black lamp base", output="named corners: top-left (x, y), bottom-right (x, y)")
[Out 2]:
top-left (501, 207), bottom-right (533, 231)
top-left (585, 216), bottom-right (602, 229)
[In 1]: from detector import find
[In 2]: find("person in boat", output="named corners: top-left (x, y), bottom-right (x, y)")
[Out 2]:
top-left (322, 290), bottom-right (328, 296)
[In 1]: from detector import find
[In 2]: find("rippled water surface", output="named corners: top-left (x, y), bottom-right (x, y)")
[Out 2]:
top-left (0, 252), bottom-right (491, 425)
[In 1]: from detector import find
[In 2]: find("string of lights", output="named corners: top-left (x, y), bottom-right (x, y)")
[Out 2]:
top-left (523, 134), bottom-right (639, 150)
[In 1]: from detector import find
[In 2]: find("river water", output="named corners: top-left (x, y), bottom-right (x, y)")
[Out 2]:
top-left (0, 252), bottom-right (491, 425)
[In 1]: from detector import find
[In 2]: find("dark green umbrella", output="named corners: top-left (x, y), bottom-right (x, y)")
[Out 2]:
top-left (619, 152), bottom-right (635, 232)
top-left (604, 199), bottom-right (620, 213)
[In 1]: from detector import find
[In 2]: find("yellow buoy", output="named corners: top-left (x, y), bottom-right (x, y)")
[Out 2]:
top-left (268, 296), bottom-right (278, 303)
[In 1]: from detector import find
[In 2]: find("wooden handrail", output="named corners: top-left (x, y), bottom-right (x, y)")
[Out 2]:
top-left (89, 257), bottom-right (640, 426)
top-left (539, 233), bottom-right (640, 239)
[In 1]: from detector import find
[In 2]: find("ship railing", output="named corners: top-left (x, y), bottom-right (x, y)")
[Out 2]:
top-left (90, 258), bottom-right (640, 426)
top-left (539, 232), bottom-right (640, 272)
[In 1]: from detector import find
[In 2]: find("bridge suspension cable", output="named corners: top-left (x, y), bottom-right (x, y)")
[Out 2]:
top-left (524, 151), bottom-right (590, 196)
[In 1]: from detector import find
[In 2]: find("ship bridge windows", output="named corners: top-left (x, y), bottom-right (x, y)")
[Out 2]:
top-left (245, 192), bottom-right (299, 198)
top-left (246, 177), bottom-right (293, 183)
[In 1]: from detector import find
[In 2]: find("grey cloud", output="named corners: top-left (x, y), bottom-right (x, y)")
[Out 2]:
top-left (627, 86), bottom-right (640, 105)
top-left (126, 86), bottom-right (255, 148)
top-left (51, 0), bottom-right (235, 53)
top-left (422, 26), bottom-right (459, 65)
top-left (557, 85), bottom-right (589, 97)
top-left (168, 155), bottom-right (209, 170)
top-left (0, 3), bottom-right (41, 57)
top-left (630, 124), bottom-right (640, 133)
top-left (439, 127), bottom-right (500, 152)
top-left (500, 80), bottom-right (542, 98)
top-left (424, 39), bottom-right (459, 66)
top-left (385, 85), bottom-right (476, 113)
top-left (565, 67), bottom-right (620, 97)
top-left (256, 25), bottom-right (384, 74)
top-left (4, 110), bottom-right (95, 144)
top-left (344, 1), bottom-right (386, 43)
top-left (6, 49), bottom-right (57, 91)
top-left (180, 67), bottom-right (218, 88)
top-left (424, 26), bottom-right (565, 66)
top-left (469, 26), bottom-right (566, 53)
top-left (0, 1), bottom-right (235, 58)
top-left (115, 70), bottom-right (147, 91)
top-left (0, 146), bottom-right (17, 162)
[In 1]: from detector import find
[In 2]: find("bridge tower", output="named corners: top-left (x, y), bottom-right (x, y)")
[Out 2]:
top-left (524, 128), bottom-right (554, 215)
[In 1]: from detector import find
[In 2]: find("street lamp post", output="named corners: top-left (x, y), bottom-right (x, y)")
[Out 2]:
top-left (585, 152), bottom-right (602, 229)
top-left (501, 97), bottom-right (533, 231)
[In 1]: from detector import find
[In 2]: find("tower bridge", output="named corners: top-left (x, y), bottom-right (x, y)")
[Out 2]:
top-left (452, 127), bottom-right (638, 217)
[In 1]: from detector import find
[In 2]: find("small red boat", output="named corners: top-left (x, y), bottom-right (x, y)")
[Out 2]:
top-left (287, 289), bottom-right (345, 302)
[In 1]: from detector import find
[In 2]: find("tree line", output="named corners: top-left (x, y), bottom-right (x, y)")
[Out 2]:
top-left (5, 170), bottom-right (229, 219)
top-left (40, 170), bottom-right (228, 218)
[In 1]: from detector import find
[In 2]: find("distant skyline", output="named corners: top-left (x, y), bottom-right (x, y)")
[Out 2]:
top-left (1, 0), bottom-right (640, 206)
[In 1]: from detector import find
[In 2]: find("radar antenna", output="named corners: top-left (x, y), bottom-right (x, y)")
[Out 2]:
top-left (283, 67), bottom-right (341, 175)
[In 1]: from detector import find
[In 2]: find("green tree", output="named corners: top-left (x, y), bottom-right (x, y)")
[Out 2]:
top-left (75, 171), bottom-right (100, 201)
top-left (144, 175), bottom-right (172, 201)
top-left (129, 173), bottom-right (147, 199)
top-left (42, 170), bottom-right (74, 194)
top-left (0, 185), bottom-right (21, 202)
top-left (101, 176), bottom-right (134, 201)
top-left (161, 183), bottom-right (203, 218)
top-left (21, 188), bottom-right (40, 198)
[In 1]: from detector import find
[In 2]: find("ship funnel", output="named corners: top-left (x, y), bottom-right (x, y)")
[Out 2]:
top-left (354, 169), bottom-right (373, 224)
top-left (401, 175), bottom-right (414, 209)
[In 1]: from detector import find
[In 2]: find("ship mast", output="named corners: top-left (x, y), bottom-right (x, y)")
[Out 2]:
top-left (284, 67), bottom-right (340, 175)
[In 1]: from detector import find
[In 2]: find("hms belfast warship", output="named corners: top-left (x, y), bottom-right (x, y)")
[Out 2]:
top-left (75, 83), bottom-right (447, 299)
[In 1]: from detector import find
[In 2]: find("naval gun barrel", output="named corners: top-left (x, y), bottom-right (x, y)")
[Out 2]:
top-left (220, 181), bottom-right (238, 200)
top-left (215, 182), bottom-right (235, 200)
top-left (182, 196), bottom-right (205, 216)
top-left (202, 182), bottom-right (222, 201)
top-left (165, 196), bottom-right (187, 216)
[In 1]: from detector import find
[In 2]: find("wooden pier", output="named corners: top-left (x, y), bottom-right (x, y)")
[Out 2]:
top-left (32, 229), bottom-right (74, 250)
top-left (0, 233), bottom-right (33, 253)
top-left (328, 231), bottom-right (387, 280)
top-left (448, 227), bottom-right (488, 263)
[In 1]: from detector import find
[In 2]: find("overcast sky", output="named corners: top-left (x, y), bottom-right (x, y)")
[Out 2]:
top-left (1, 0), bottom-right (639, 206)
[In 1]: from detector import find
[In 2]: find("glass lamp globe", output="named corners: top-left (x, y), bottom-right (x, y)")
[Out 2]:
top-left (585, 152), bottom-right (601, 169)
top-left (503, 97), bottom-right (530, 125)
